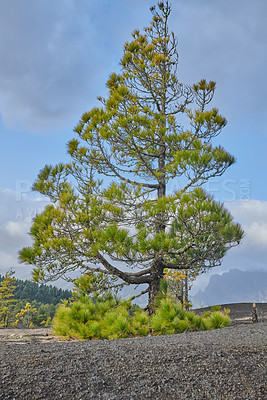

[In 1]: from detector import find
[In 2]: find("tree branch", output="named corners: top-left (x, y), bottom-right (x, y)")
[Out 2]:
top-left (96, 252), bottom-right (151, 284)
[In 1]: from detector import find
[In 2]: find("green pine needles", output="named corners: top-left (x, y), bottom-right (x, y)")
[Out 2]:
top-left (19, 1), bottom-right (243, 312)
top-left (52, 291), bottom-right (230, 340)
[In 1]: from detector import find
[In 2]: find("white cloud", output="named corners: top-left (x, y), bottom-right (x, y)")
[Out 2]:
top-left (0, 0), bottom-right (152, 133)
top-left (191, 199), bottom-right (267, 294)
top-left (225, 200), bottom-right (267, 254)
top-left (0, 0), bottom-right (266, 134)
top-left (0, 189), bottom-right (47, 268)
top-left (5, 221), bottom-right (28, 238)
top-left (227, 200), bottom-right (267, 225)
top-left (224, 200), bottom-right (267, 268)
top-left (246, 222), bottom-right (267, 247)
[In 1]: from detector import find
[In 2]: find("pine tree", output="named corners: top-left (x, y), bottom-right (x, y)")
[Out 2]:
top-left (0, 270), bottom-right (17, 327)
top-left (19, 2), bottom-right (243, 312)
top-left (14, 302), bottom-right (37, 328)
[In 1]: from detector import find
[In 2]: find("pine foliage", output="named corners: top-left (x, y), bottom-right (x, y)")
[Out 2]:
top-left (0, 271), bottom-right (17, 327)
top-left (52, 292), bottom-right (230, 340)
top-left (19, 1), bottom-right (243, 311)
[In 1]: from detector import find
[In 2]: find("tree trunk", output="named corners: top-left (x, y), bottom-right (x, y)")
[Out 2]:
top-left (180, 279), bottom-right (184, 309)
top-left (148, 123), bottom-right (166, 312)
top-left (184, 271), bottom-right (189, 310)
top-left (148, 260), bottom-right (164, 314)
top-left (5, 313), bottom-right (8, 328)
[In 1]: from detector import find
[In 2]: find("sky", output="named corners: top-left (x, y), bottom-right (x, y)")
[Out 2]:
top-left (0, 0), bottom-right (266, 293)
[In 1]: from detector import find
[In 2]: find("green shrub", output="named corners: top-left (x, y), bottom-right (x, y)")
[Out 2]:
top-left (52, 293), bottom-right (230, 340)
top-left (177, 319), bottom-right (190, 333)
top-left (207, 311), bottom-right (230, 329)
top-left (131, 310), bottom-right (150, 336)
top-left (223, 307), bottom-right (230, 316)
top-left (190, 314), bottom-right (202, 330)
top-left (211, 305), bottom-right (221, 312)
top-left (202, 310), bottom-right (211, 318)
top-left (150, 313), bottom-right (166, 334)
top-left (200, 318), bottom-right (210, 331)
top-left (177, 307), bottom-right (186, 320)
top-left (186, 312), bottom-right (195, 322)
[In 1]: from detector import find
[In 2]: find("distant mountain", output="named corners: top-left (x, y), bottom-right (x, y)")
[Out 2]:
top-left (195, 269), bottom-right (267, 306)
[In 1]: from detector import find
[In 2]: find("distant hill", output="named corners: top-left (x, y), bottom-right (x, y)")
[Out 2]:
top-left (195, 269), bottom-right (267, 306)
top-left (0, 275), bottom-right (72, 305)
top-left (0, 266), bottom-right (74, 291)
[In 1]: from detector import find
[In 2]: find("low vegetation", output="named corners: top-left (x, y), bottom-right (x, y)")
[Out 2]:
top-left (52, 291), bottom-right (230, 340)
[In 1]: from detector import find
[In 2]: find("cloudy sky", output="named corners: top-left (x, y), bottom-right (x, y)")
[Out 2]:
top-left (0, 0), bottom-right (266, 292)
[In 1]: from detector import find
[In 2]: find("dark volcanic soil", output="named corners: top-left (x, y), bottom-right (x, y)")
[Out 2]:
top-left (194, 302), bottom-right (267, 325)
top-left (0, 324), bottom-right (266, 400)
top-left (0, 303), bottom-right (266, 399)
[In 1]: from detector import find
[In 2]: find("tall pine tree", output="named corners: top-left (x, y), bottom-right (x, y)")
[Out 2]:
top-left (19, 2), bottom-right (243, 311)
top-left (0, 270), bottom-right (17, 327)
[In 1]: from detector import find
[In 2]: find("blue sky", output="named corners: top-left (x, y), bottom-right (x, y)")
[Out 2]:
top-left (0, 0), bottom-right (266, 292)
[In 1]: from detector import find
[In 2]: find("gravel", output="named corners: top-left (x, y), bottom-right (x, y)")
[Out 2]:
top-left (0, 323), bottom-right (266, 399)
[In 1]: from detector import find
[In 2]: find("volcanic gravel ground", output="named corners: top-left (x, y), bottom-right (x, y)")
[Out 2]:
top-left (0, 323), bottom-right (266, 400)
